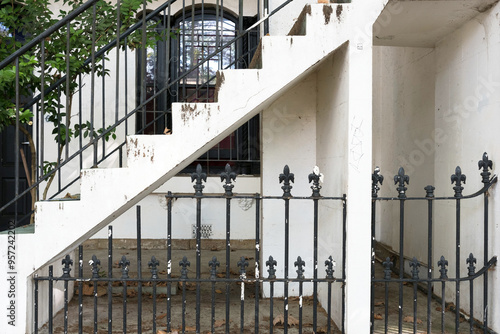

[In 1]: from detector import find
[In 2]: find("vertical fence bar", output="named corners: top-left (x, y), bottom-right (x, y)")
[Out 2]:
top-left (426, 185), bottom-right (435, 334)
top-left (267, 256), bottom-right (277, 334)
top-left (398, 197), bottom-right (405, 333)
top-left (210, 258), bottom-right (217, 333)
top-left (119, 255), bottom-right (130, 334)
top-left (34, 277), bottom-right (38, 334)
top-left (283, 192), bottom-right (291, 330)
top-left (62, 255), bottom-right (73, 334)
top-left (383, 258), bottom-right (392, 334)
top-left (479, 153), bottom-right (492, 333)
top-left (342, 194), bottom-right (347, 334)
top-left (180, 256), bottom-right (190, 334)
top-left (94, 258), bottom-right (98, 334)
top-left (438, 255), bottom-right (448, 334)
top-left (49, 265), bottom-right (53, 334)
top-left (15, 57), bottom-right (20, 228)
top-left (78, 73), bottom-right (83, 170)
top-left (57, 87), bottom-right (62, 192)
top-left (238, 0), bottom-right (243, 69)
top-left (255, 194), bottom-right (261, 334)
top-left (313, 196), bottom-right (318, 334)
top-left (371, 167), bottom-right (384, 334)
top-left (148, 256), bottom-right (159, 334)
top-left (140, 0), bottom-right (147, 134)
top-left (40, 40), bottom-right (45, 194)
top-left (124, 36), bottom-right (129, 136)
top-left (394, 167), bottom-right (409, 333)
top-left (196, 195), bottom-right (202, 333)
top-left (225, 193), bottom-right (231, 334)
top-left (91, 3), bottom-right (97, 167)
top-left (65, 21), bottom-right (71, 160)
top-left (483, 187), bottom-right (489, 334)
top-left (238, 256), bottom-right (248, 334)
top-left (470, 275), bottom-right (474, 333)
top-left (101, 57), bottom-right (106, 157)
top-left (137, 206), bottom-right (142, 333)
top-left (371, 195), bottom-right (375, 333)
top-left (451, 166), bottom-right (465, 333)
top-left (410, 258), bottom-right (419, 334)
top-left (115, 0), bottom-right (121, 124)
top-left (79, 245), bottom-right (83, 334)
top-left (263, 0), bottom-right (269, 35)
top-left (456, 197), bottom-right (461, 333)
top-left (167, 191), bottom-right (172, 332)
top-left (108, 226), bottom-right (113, 334)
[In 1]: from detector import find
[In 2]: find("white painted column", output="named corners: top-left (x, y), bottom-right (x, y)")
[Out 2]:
top-left (344, 14), bottom-right (373, 334)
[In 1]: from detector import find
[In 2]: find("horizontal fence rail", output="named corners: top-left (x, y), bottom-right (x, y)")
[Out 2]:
top-left (0, 0), bottom-right (294, 230)
top-left (34, 164), bottom-right (347, 334)
top-left (370, 152), bottom-right (497, 334)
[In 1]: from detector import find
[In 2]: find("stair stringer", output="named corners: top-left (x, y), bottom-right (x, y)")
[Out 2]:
top-left (18, 2), bottom-right (355, 280)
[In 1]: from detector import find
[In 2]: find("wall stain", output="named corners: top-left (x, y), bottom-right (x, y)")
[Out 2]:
top-left (336, 5), bottom-right (343, 22)
top-left (214, 71), bottom-right (225, 101)
top-left (323, 5), bottom-right (333, 24)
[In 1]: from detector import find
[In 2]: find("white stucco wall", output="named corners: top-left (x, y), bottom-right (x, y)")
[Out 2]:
top-left (372, 45), bottom-right (436, 260)
top-left (316, 43), bottom-right (349, 327)
top-left (261, 70), bottom-right (317, 297)
top-left (373, 2), bottom-right (500, 331)
top-left (91, 176), bottom-right (260, 240)
top-left (433, 4), bottom-right (500, 329)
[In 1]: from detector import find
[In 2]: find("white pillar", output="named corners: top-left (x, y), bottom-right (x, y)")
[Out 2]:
top-left (344, 16), bottom-right (373, 334)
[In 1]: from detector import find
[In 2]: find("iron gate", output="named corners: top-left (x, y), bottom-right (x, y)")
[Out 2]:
top-left (371, 152), bottom-right (497, 334)
top-left (34, 164), bottom-right (347, 333)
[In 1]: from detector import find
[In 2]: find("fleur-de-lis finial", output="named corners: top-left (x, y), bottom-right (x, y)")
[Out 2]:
top-left (394, 167), bottom-right (409, 199)
top-left (467, 253), bottom-right (476, 276)
top-left (410, 257), bottom-right (420, 280)
top-left (208, 256), bottom-right (220, 280)
top-left (191, 164), bottom-right (207, 197)
top-left (372, 166), bottom-right (384, 198)
top-left (62, 255), bottom-right (73, 278)
top-left (179, 256), bottom-right (190, 279)
top-left (383, 257), bottom-right (393, 280)
top-left (325, 256), bottom-right (335, 279)
top-left (89, 255), bottom-right (101, 279)
top-left (294, 256), bottom-right (305, 279)
top-left (266, 256), bottom-right (277, 279)
top-left (237, 256), bottom-right (249, 276)
top-left (149, 256), bottom-right (160, 279)
top-left (118, 255), bottom-right (130, 279)
top-left (438, 256), bottom-right (448, 279)
top-left (478, 152), bottom-right (493, 184)
top-left (451, 166), bottom-right (466, 198)
top-left (425, 185), bottom-right (435, 198)
top-left (308, 166), bottom-right (323, 197)
top-left (279, 165), bottom-right (294, 198)
top-left (220, 163), bottom-right (237, 196)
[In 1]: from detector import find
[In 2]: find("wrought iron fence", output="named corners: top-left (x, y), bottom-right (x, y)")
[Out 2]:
top-left (0, 0), bottom-right (293, 230)
top-left (33, 164), bottom-right (347, 333)
top-left (371, 152), bottom-right (497, 334)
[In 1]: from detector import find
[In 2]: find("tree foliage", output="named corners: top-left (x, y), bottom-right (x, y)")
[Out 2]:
top-left (0, 0), bottom-right (151, 204)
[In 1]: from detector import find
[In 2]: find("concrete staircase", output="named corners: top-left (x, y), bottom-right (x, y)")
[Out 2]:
top-left (5, 3), bottom-right (358, 332)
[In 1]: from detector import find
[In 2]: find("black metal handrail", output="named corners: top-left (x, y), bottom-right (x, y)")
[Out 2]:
top-left (0, 0), bottom-right (295, 229)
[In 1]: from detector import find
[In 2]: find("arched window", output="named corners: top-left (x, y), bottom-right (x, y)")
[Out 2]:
top-left (137, 6), bottom-right (260, 175)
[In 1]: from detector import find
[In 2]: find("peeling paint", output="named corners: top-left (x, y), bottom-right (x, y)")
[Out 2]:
top-left (180, 104), bottom-right (201, 124)
top-left (214, 71), bottom-right (225, 101)
top-left (336, 5), bottom-right (343, 22)
top-left (323, 5), bottom-right (333, 25)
